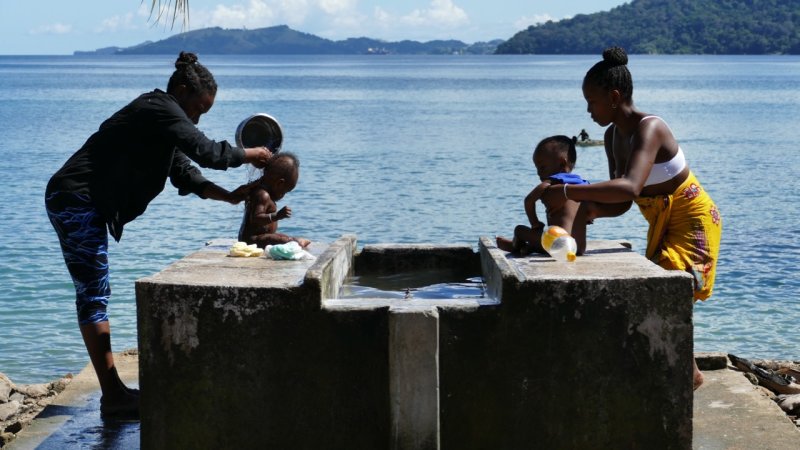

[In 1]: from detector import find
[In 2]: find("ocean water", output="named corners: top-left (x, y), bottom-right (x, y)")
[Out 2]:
top-left (1, 54), bottom-right (798, 383)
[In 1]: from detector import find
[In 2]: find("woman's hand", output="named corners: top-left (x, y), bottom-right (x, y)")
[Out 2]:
top-left (244, 146), bottom-right (273, 168)
top-left (227, 183), bottom-right (255, 204)
top-left (540, 183), bottom-right (568, 211)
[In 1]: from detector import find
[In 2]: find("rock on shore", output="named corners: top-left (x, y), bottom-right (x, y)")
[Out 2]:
top-left (0, 372), bottom-right (72, 448)
top-left (728, 355), bottom-right (800, 428)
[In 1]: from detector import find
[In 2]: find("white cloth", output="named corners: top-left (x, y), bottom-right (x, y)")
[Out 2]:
top-left (265, 241), bottom-right (315, 260)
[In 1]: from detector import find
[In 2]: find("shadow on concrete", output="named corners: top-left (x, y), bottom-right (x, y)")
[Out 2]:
top-left (31, 390), bottom-right (140, 450)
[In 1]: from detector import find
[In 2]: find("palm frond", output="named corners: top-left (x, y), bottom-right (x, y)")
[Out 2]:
top-left (145, 0), bottom-right (190, 30)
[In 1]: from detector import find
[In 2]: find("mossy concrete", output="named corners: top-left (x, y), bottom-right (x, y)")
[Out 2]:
top-left (439, 237), bottom-right (694, 449)
top-left (136, 235), bottom-right (694, 449)
top-left (136, 237), bottom-right (390, 449)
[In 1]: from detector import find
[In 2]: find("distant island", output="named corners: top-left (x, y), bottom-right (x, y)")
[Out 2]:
top-left (74, 25), bottom-right (502, 56)
top-left (75, 0), bottom-right (800, 56)
top-left (496, 0), bottom-right (800, 55)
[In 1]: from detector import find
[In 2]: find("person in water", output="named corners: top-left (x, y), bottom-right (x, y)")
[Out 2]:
top-left (496, 135), bottom-right (588, 255)
top-left (238, 152), bottom-right (311, 249)
top-left (45, 52), bottom-right (272, 416)
top-left (542, 46), bottom-right (722, 390)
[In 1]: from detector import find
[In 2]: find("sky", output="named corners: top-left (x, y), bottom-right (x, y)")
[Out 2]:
top-left (0, 0), bottom-right (629, 55)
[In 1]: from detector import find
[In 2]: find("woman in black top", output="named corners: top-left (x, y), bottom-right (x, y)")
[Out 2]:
top-left (45, 52), bottom-right (271, 416)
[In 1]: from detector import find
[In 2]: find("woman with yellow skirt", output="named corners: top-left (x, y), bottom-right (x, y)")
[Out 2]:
top-left (543, 46), bottom-right (722, 390)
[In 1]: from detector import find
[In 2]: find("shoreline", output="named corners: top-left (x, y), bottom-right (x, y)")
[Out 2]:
top-left (0, 373), bottom-right (73, 447)
top-left (0, 349), bottom-right (138, 448)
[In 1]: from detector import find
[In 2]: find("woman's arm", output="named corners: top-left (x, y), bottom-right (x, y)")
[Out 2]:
top-left (545, 119), bottom-right (664, 207)
top-left (201, 182), bottom-right (253, 205)
top-left (155, 92), bottom-right (272, 169)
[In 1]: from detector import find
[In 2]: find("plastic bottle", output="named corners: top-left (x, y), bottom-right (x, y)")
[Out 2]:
top-left (540, 225), bottom-right (578, 262)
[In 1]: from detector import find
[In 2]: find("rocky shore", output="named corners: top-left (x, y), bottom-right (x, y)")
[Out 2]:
top-left (0, 371), bottom-right (73, 448)
top-left (728, 355), bottom-right (800, 429)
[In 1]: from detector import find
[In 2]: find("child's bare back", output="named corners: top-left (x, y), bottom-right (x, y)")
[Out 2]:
top-left (544, 187), bottom-right (580, 235)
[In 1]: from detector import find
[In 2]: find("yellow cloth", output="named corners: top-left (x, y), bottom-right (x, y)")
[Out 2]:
top-left (634, 172), bottom-right (722, 301)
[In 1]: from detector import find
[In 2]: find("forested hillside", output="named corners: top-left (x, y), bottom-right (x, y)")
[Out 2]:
top-left (107, 25), bottom-right (498, 55)
top-left (496, 0), bottom-right (800, 54)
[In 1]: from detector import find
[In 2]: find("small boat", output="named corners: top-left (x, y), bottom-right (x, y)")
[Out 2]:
top-left (575, 139), bottom-right (604, 147)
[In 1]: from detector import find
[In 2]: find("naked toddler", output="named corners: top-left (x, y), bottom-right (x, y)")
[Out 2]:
top-left (238, 152), bottom-right (310, 248)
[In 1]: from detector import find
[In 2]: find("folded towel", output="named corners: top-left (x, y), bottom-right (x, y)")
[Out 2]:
top-left (229, 242), bottom-right (264, 257)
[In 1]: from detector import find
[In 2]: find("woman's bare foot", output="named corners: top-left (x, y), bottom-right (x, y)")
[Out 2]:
top-left (693, 359), bottom-right (704, 390)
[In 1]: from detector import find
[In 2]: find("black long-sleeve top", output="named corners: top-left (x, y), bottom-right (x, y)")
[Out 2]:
top-left (46, 89), bottom-right (245, 241)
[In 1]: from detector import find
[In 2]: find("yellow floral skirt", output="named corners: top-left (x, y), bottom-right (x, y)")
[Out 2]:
top-left (635, 172), bottom-right (722, 301)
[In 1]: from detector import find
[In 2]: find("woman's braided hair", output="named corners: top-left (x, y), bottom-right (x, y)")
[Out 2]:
top-left (583, 46), bottom-right (633, 100)
top-left (167, 51), bottom-right (217, 96)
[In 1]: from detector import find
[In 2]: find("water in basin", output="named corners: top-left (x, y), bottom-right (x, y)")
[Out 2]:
top-left (339, 267), bottom-right (485, 300)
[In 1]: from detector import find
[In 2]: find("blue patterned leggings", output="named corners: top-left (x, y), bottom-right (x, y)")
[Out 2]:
top-left (45, 192), bottom-right (110, 324)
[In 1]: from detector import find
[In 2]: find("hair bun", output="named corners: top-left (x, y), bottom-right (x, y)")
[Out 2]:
top-left (175, 51), bottom-right (199, 69)
top-left (602, 46), bottom-right (628, 66)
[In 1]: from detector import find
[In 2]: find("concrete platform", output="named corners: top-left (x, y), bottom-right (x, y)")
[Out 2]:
top-left (7, 352), bottom-right (799, 449)
top-left (693, 359), bottom-right (800, 449)
top-left (5, 351), bottom-right (139, 450)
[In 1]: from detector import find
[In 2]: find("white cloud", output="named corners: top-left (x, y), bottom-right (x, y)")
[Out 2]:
top-left (177, 0), bottom-right (472, 41)
top-left (29, 23), bottom-right (73, 35)
top-left (514, 14), bottom-right (557, 30)
top-left (318, 0), bottom-right (357, 15)
top-left (204, 1), bottom-right (278, 28)
top-left (366, 0), bottom-right (470, 40)
top-left (401, 0), bottom-right (469, 28)
top-left (96, 13), bottom-right (140, 33)
top-left (373, 6), bottom-right (390, 23)
top-left (278, 0), bottom-right (312, 25)
top-left (190, 0), bottom-right (325, 29)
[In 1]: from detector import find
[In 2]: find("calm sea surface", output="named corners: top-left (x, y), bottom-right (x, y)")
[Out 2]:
top-left (1, 54), bottom-right (798, 383)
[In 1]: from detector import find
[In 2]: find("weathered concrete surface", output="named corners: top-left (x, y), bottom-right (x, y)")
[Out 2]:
top-left (389, 306), bottom-right (439, 450)
top-left (696, 351), bottom-right (730, 371)
top-left (355, 244), bottom-right (479, 276)
top-left (6, 350), bottom-right (139, 450)
top-left (693, 366), bottom-right (800, 449)
top-left (11, 352), bottom-right (800, 449)
top-left (136, 238), bottom-right (390, 449)
top-left (436, 238), bottom-right (696, 449)
top-left (136, 236), bottom-right (696, 449)
top-left (304, 234), bottom-right (357, 300)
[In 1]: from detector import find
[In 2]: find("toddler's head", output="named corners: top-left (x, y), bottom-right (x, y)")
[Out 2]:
top-left (532, 135), bottom-right (577, 181)
top-left (260, 152), bottom-right (300, 201)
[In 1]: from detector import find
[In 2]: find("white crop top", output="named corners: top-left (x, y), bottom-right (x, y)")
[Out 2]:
top-left (646, 145), bottom-right (685, 186)
top-left (614, 115), bottom-right (687, 186)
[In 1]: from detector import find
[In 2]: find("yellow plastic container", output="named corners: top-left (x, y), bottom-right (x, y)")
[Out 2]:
top-left (541, 225), bottom-right (577, 262)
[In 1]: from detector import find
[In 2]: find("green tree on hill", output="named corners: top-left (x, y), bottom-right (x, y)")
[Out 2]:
top-left (496, 0), bottom-right (800, 55)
